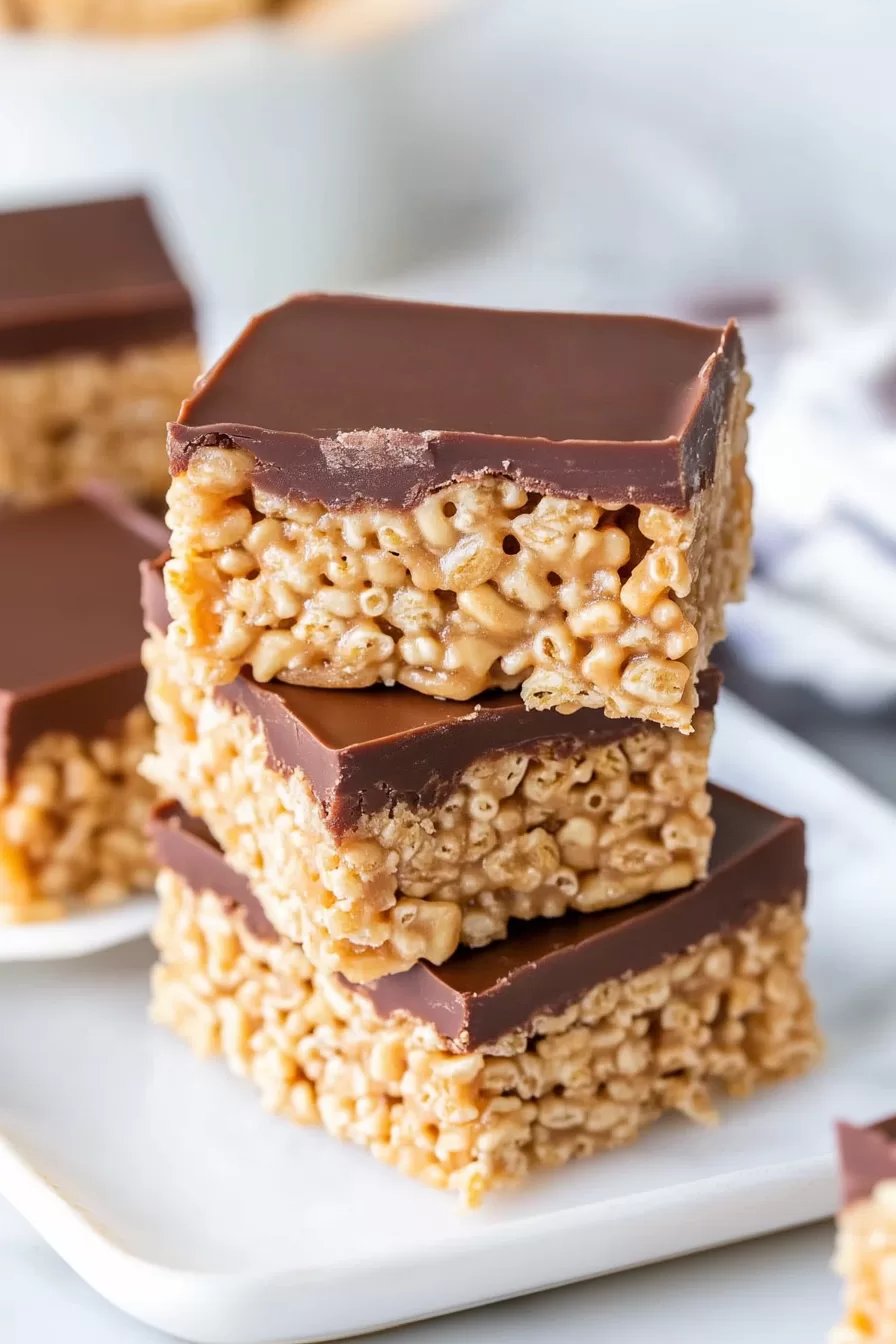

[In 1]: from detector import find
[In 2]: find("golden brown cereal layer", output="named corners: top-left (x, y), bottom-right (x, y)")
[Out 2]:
top-left (0, 707), bottom-right (155, 923)
top-left (143, 630), bottom-right (715, 979)
top-left (163, 374), bottom-right (751, 729)
top-left (152, 871), bottom-right (820, 1206)
top-left (832, 1182), bottom-right (896, 1343)
top-left (0, 338), bottom-right (197, 507)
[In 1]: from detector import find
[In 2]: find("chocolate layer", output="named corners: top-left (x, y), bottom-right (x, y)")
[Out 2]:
top-left (149, 802), bottom-right (274, 942)
top-left (0, 195), bottom-right (195, 362)
top-left (169, 295), bottom-right (743, 511)
top-left (152, 786), bottom-right (806, 1050)
top-left (837, 1116), bottom-right (896, 1208)
top-left (0, 490), bottom-right (167, 785)
top-left (141, 554), bottom-right (720, 835)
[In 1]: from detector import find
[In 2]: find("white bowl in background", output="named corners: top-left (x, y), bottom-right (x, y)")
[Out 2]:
top-left (0, 17), bottom-right (461, 356)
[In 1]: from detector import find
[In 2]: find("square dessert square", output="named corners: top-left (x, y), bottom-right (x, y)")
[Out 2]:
top-left (0, 492), bottom-right (166, 921)
top-left (143, 556), bottom-right (719, 980)
top-left (0, 195), bottom-right (198, 505)
top-left (149, 786), bottom-right (821, 1205)
top-left (833, 1116), bottom-right (896, 1343)
top-left (1, 0), bottom-right (271, 32)
top-left (164, 294), bottom-right (752, 729)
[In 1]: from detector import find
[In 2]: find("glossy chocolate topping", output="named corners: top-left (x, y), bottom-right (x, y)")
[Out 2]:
top-left (152, 786), bottom-right (806, 1050)
top-left (141, 554), bottom-right (720, 835)
top-left (0, 490), bottom-right (167, 784)
top-left (837, 1116), bottom-right (896, 1208)
top-left (0, 195), bottom-right (195, 362)
top-left (149, 802), bottom-right (274, 942)
top-left (169, 295), bottom-right (743, 510)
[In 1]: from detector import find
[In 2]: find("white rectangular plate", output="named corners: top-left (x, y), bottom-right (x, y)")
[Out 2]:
top-left (0, 692), bottom-right (894, 1344)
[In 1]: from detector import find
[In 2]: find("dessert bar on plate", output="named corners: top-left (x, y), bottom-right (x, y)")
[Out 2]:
top-left (0, 490), bottom-right (165, 924)
top-left (143, 554), bottom-right (719, 977)
top-left (149, 785), bottom-right (820, 1205)
top-left (0, 195), bottom-right (197, 506)
top-left (832, 1116), bottom-right (896, 1342)
top-left (163, 294), bottom-right (752, 727)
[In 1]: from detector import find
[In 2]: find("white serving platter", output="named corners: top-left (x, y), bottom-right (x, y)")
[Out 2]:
top-left (0, 895), bottom-right (157, 963)
top-left (0, 691), bottom-right (894, 1344)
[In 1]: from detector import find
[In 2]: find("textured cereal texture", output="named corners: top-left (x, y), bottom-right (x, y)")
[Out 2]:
top-left (0, 339), bottom-right (197, 506)
top-left (152, 872), bottom-right (821, 1206)
top-left (0, 708), bottom-right (156, 923)
top-left (143, 630), bottom-right (715, 979)
top-left (832, 1183), bottom-right (896, 1343)
top-left (164, 374), bottom-right (751, 729)
top-left (0, 0), bottom-right (274, 30)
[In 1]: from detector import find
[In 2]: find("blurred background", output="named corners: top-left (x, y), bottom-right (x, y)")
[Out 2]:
top-left (1, 0), bottom-right (894, 797)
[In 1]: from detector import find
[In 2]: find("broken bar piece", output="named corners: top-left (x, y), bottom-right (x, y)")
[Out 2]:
top-left (0, 0), bottom-right (295, 32)
top-left (142, 555), bottom-right (719, 979)
top-left (1, 0), bottom-right (272, 32)
top-left (149, 785), bottom-right (821, 1204)
top-left (832, 1116), bottom-right (896, 1343)
top-left (0, 195), bottom-right (198, 505)
top-left (164, 294), bottom-right (752, 728)
top-left (0, 492), bottom-right (166, 921)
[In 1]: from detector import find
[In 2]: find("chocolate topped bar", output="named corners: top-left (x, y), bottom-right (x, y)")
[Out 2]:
top-left (0, 195), bottom-right (195, 362)
top-left (151, 786), bottom-right (805, 1050)
top-left (149, 803), bottom-right (274, 942)
top-left (141, 554), bottom-right (721, 835)
top-left (838, 1116), bottom-right (896, 1207)
top-left (169, 294), bottom-right (742, 510)
top-left (1, 491), bottom-right (167, 784)
top-left (357, 785), bottom-right (805, 1047)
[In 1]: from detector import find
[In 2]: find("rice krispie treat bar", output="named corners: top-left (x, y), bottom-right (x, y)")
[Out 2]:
top-left (832, 1116), bottom-right (896, 1343)
top-left (0, 0), bottom-right (435, 31)
top-left (150, 785), bottom-right (820, 1205)
top-left (0, 0), bottom-right (275, 32)
top-left (143, 555), bottom-right (719, 979)
top-left (0, 195), bottom-right (197, 505)
top-left (0, 492), bottom-right (166, 922)
top-left (164, 295), bottom-right (752, 729)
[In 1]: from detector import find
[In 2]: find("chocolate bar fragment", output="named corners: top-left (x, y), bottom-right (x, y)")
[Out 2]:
top-left (143, 556), bottom-right (719, 980)
top-left (164, 294), bottom-right (753, 728)
top-left (0, 195), bottom-right (198, 505)
top-left (832, 1116), bottom-right (896, 1343)
top-left (0, 492), bottom-right (165, 921)
top-left (149, 786), bottom-right (820, 1204)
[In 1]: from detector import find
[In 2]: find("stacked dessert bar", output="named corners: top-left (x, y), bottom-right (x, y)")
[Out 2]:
top-left (0, 491), bottom-right (166, 921)
top-left (144, 294), bottom-right (820, 1202)
top-left (0, 193), bottom-right (199, 924)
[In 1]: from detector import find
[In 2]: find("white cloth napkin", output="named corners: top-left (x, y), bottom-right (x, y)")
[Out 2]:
top-left (730, 298), bottom-right (896, 708)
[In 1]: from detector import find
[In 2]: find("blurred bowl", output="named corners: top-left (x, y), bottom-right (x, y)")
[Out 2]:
top-left (0, 7), bottom-right (462, 355)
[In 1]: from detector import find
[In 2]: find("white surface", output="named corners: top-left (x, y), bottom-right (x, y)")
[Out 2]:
top-left (0, 896), bottom-right (156, 964)
top-left (0, 1193), bottom-right (841, 1344)
top-left (0, 692), bottom-right (893, 1343)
